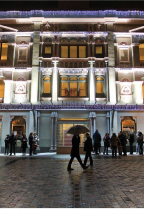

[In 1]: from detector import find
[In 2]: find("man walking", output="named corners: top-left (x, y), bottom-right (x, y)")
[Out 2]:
top-left (84, 133), bottom-right (93, 166)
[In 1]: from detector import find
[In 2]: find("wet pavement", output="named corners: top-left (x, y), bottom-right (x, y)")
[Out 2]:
top-left (0, 153), bottom-right (144, 208)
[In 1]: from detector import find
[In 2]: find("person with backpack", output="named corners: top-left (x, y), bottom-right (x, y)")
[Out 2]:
top-left (93, 129), bottom-right (101, 155)
top-left (129, 132), bottom-right (134, 154)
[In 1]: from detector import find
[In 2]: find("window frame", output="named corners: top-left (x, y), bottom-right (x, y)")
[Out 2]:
top-left (95, 45), bottom-right (104, 58)
top-left (42, 75), bottom-right (52, 97)
top-left (60, 75), bottom-right (87, 97)
top-left (43, 44), bottom-right (52, 58)
top-left (95, 75), bottom-right (106, 97)
top-left (60, 45), bottom-right (87, 58)
top-left (18, 46), bottom-right (28, 61)
top-left (0, 42), bottom-right (8, 61)
top-left (119, 47), bottom-right (129, 63)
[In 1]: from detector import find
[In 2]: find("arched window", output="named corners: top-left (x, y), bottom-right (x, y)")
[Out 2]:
top-left (43, 76), bottom-right (51, 94)
top-left (60, 76), bottom-right (87, 97)
top-left (139, 44), bottom-right (144, 64)
top-left (0, 80), bottom-right (4, 101)
top-left (96, 76), bottom-right (104, 94)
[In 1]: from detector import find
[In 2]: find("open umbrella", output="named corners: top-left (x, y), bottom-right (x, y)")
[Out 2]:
top-left (67, 125), bottom-right (90, 135)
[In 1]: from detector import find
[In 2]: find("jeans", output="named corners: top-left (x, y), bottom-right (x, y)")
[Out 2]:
top-left (136, 142), bottom-right (139, 153)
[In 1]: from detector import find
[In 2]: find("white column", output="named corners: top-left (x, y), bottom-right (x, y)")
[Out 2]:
top-left (52, 60), bottom-right (59, 103)
top-left (88, 61), bottom-right (95, 103)
top-left (54, 112), bottom-right (58, 150)
top-left (133, 81), bottom-right (143, 104)
top-left (106, 112), bottom-right (110, 134)
top-left (37, 111), bottom-right (40, 138)
top-left (31, 23), bottom-right (41, 103)
top-left (89, 112), bottom-right (96, 137)
top-left (29, 111), bottom-right (34, 133)
top-left (4, 80), bottom-right (13, 103)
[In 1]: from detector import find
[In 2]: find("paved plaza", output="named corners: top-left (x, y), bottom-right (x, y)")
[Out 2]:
top-left (0, 153), bottom-right (144, 208)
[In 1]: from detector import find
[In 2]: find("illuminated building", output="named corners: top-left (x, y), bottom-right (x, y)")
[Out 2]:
top-left (0, 10), bottom-right (144, 153)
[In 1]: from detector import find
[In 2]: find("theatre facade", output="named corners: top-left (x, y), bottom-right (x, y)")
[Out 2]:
top-left (0, 10), bottom-right (144, 153)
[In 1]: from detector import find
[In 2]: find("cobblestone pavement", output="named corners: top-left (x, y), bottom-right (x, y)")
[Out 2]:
top-left (0, 153), bottom-right (144, 208)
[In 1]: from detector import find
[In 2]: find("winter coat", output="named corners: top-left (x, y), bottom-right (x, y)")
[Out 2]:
top-left (21, 137), bottom-right (28, 149)
top-left (84, 137), bottom-right (93, 152)
top-left (129, 133), bottom-right (134, 144)
top-left (71, 135), bottom-right (80, 157)
top-left (93, 131), bottom-right (101, 144)
top-left (119, 133), bottom-right (127, 146)
top-left (5, 137), bottom-right (9, 145)
top-left (138, 134), bottom-right (143, 146)
top-left (103, 136), bottom-right (110, 147)
top-left (29, 135), bottom-right (33, 145)
top-left (9, 135), bottom-right (17, 145)
top-left (110, 136), bottom-right (121, 147)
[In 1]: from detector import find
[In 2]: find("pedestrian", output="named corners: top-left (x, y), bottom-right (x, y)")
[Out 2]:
top-left (137, 132), bottom-right (143, 155)
top-left (4, 134), bottom-right (9, 155)
top-left (9, 132), bottom-right (17, 156)
top-left (93, 129), bottom-right (101, 155)
top-left (110, 133), bottom-right (121, 157)
top-left (84, 133), bottom-right (93, 166)
top-left (29, 133), bottom-right (33, 156)
top-left (67, 135), bottom-right (89, 171)
top-left (33, 132), bottom-right (39, 154)
top-left (129, 132), bottom-right (134, 154)
top-left (136, 130), bottom-right (140, 154)
top-left (21, 134), bottom-right (28, 156)
top-left (118, 131), bottom-right (127, 156)
top-left (103, 133), bottom-right (110, 155)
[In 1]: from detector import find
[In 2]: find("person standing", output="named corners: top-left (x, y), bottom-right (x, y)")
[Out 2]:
top-left (29, 133), bottom-right (33, 156)
top-left (84, 133), bottom-right (93, 166)
top-left (9, 133), bottom-right (17, 156)
top-left (67, 135), bottom-right (89, 171)
top-left (110, 133), bottom-right (121, 157)
top-left (33, 133), bottom-right (39, 155)
top-left (93, 129), bottom-right (101, 154)
top-left (137, 132), bottom-right (143, 155)
top-left (136, 130), bottom-right (140, 154)
top-left (103, 133), bottom-right (110, 155)
top-left (4, 134), bottom-right (9, 155)
top-left (129, 132), bottom-right (134, 154)
top-left (118, 131), bottom-right (127, 156)
top-left (21, 134), bottom-right (28, 156)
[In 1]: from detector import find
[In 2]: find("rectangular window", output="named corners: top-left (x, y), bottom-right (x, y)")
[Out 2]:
top-left (70, 46), bottom-right (77, 58)
top-left (96, 46), bottom-right (102, 54)
top-left (119, 48), bottom-right (129, 62)
top-left (140, 48), bottom-right (144, 61)
top-left (61, 82), bottom-right (68, 96)
top-left (44, 82), bottom-right (50, 93)
top-left (70, 83), bottom-right (77, 96)
top-left (79, 82), bottom-right (87, 96)
top-left (43, 46), bottom-right (52, 58)
top-left (79, 46), bottom-right (86, 58)
top-left (96, 83), bottom-right (103, 93)
top-left (1, 43), bottom-right (8, 60)
top-left (0, 80), bottom-right (4, 97)
top-left (61, 46), bottom-right (68, 58)
top-left (18, 47), bottom-right (27, 61)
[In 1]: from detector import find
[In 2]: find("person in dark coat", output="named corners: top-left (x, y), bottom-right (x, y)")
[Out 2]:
top-left (21, 134), bottom-right (28, 156)
top-left (129, 132), bottom-right (134, 154)
top-left (84, 133), bottom-right (93, 166)
top-left (67, 135), bottom-right (89, 171)
top-left (110, 133), bottom-right (121, 157)
top-left (103, 133), bottom-right (110, 155)
top-left (137, 132), bottom-right (143, 155)
top-left (93, 129), bottom-right (101, 154)
top-left (9, 133), bottom-right (17, 156)
top-left (29, 133), bottom-right (33, 156)
top-left (118, 131), bottom-right (127, 156)
top-left (4, 134), bottom-right (9, 155)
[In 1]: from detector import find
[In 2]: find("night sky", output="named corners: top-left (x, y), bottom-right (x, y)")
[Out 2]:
top-left (0, 1), bottom-right (144, 11)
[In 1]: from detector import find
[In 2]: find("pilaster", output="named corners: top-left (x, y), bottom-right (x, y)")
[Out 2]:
top-left (4, 80), bottom-right (13, 103)
top-left (88, 60), bottom-right (95, 103)
top-left (52, 60), bottom-right (59, 103)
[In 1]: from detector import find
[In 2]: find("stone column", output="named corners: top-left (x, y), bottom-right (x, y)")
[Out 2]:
top-left (105, 60), bottom-right (109, 102)
top-left (88, 61), bottom-right (95, 103)
top-left (52, 60), bottom-right (59, 103)
top-left (89, 112), bottom-right (97, 137)
top-left (4, 80), bottom-right (13, 103)
top-left (37, 111), bottom-right (41, 138)
top-left (106, 112), bottom-right (110, 134)
top-left (54, 112), bottom-right (58, 150)
top-left (38, 60), bottom-right (42, 101)
top-left (133, 81), bottom-right (143, 104)
top-left (50, 112), bottom-right (58, 151)
top-left (31, 22), bottom-right (41, 103)
top-left (107, 23), bottom-right (116, 103)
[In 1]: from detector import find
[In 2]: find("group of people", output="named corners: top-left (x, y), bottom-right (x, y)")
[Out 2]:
top-left (4, 132), bottom-right (39, 156)
top-left (93, 129), bottom-right (144, 156)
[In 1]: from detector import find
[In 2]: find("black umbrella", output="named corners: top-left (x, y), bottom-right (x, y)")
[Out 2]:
top-left (67, 125), bottom-right (90, 135)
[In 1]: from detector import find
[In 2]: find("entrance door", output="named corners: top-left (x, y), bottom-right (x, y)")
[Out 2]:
top-left (121, 116), bottom-right (135, 138)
